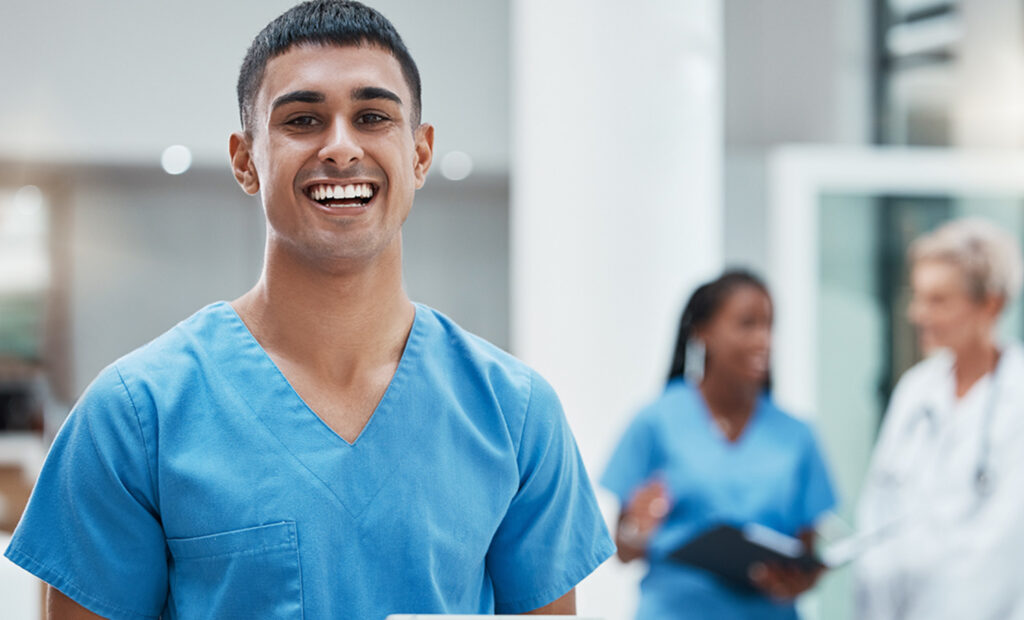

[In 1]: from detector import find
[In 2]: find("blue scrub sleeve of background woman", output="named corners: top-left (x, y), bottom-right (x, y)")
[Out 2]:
top-left (4, 365), bottom-right (167, 620)
top-left (600, 412), bottom-right (659, 504)
top-left (485, 371), bottom-right (615, 614)
top-left (797, 429), bottom-right (838, 528)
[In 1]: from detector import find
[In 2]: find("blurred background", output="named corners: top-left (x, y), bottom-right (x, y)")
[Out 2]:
top-left (2, 0), bottom-right (1024, 618)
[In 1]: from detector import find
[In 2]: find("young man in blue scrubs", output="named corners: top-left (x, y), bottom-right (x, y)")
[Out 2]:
top-left (4, 2), bottom-right (614, 617)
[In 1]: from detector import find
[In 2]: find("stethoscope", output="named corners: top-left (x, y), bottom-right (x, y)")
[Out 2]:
top-left (904, 355), bottom-right (1002, 500)
top-left (973, 367), bottom-right (999, 497)
top-left (870, 357), bottom-right (1003, 614)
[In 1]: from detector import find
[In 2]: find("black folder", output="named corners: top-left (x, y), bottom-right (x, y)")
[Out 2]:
top-left (668, 523), bottom-right (823, 590)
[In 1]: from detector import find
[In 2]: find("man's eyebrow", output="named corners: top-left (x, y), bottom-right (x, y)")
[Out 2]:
top-left (352, 86), bottom-right (402, 106)
top-left (270, 90), bottom-right (325, 111)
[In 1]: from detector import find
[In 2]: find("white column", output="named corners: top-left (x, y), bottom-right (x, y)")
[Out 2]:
top-left (512, 1), bottom-right (723, 616)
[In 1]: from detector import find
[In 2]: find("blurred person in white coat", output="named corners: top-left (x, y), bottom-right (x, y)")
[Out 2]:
top-left (855, 217), bottom-right (1024, 619)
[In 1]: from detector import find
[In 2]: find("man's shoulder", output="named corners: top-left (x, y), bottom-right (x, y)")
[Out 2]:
top-left (411, 304), bottom-right (563, 432)
top-left (110, 301), bottom-right (235, 383)
top-left (64, 303), bottom-right (234, 440)
top-left (413, 303), bottom-right (537, 391)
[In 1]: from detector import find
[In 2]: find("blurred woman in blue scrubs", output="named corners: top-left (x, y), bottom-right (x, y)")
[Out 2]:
top-left (602, 270), bottom-right (836, 619)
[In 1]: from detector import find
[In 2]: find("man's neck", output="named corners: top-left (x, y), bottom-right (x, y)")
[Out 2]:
top-left (231, 242), bottom-right (414, 382)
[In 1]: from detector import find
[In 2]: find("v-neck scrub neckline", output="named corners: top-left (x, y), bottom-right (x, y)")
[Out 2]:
top-left (219, 301), bottom-right (422, 448)
top-left (695, 390), bottom-right (764, 449)
top-left (209, 301), bottom-right (427, 521)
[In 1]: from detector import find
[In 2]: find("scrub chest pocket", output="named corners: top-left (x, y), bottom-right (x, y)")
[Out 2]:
top-left (166, 521), bottom-right (303, 618)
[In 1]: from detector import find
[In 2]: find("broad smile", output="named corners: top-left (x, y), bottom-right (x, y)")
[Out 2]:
top-left (303, 181), bottom-right (378, 210)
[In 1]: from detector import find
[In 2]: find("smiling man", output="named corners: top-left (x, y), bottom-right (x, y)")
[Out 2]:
top-left (3, 2), bottom-right (614, 618)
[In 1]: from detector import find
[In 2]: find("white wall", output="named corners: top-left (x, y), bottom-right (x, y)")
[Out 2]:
top-left (0, 0), bottom-right (509, 174)
top-left (403, 175), bottom-right (510, 351)
top-left (66, 167), bottom-right (265, 395)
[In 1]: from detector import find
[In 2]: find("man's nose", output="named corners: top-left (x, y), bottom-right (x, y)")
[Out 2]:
top-left (318, 119), bottom-right (363, 165)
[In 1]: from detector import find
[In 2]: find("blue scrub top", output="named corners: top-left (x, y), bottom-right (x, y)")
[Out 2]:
top-left (5, 302), bottom-right (614, 619)
top-left (601, 379), bottom-right (836, 620)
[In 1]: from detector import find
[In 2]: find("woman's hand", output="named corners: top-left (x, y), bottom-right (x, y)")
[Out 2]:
top-left (749, 562), bottom-right (824, 600)
top-left (749, 527), bottom-right (825, 599)
top-left (615, 479), bottom-right (671, 562)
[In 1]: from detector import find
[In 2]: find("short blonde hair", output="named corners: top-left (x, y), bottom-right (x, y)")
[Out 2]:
top-left (910, 217), bottom-right (1024, 303)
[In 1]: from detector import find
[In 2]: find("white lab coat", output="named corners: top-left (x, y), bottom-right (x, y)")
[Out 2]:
top-left (854, 342), bottom-right (1024, 620)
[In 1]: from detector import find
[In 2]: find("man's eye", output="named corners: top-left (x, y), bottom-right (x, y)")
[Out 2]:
top-left (357, 113), bottom-right (388, 125)
top-left (286, 115), bottom-right (318, 126)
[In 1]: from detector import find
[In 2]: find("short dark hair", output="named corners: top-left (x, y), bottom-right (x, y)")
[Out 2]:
top-left (667, 269), bottom-right (771, 387)
top-left (236, 0), bottom-right (422, 133)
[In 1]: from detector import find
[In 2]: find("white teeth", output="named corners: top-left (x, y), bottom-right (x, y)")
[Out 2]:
top-left (308, 183), bottom-right (375, 202)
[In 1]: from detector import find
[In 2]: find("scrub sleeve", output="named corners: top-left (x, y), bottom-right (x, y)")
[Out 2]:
top-left (5, 366), bottom-right (166, 619)
top-left (488, 372), bottom-right (615, 613)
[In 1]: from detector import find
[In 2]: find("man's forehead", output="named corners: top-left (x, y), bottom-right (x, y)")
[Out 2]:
top-left (257, 43), bottom-right (409, 109)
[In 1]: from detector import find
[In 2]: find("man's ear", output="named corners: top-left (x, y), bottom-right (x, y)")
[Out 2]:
top-left (412, 123), bottom-right (434, 189)
top-left (229, 132), bottom-right (260, 195)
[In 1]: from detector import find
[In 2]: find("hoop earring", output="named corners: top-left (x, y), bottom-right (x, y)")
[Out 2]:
top-left (684, 338), bottom-right (705, 385)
